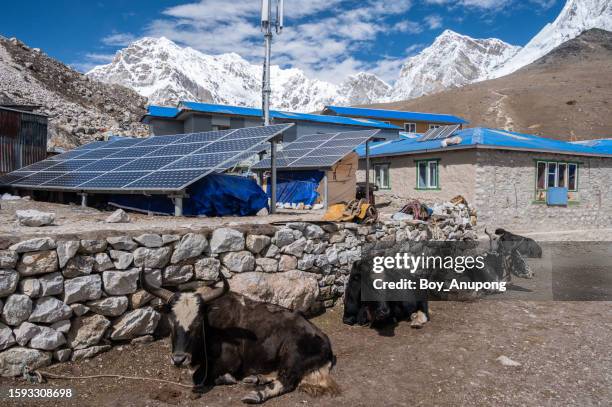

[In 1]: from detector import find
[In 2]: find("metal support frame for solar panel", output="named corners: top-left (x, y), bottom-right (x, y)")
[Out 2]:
top-left (0, 124), bottom-right (293, 194)
top-left (252, 129), bottom-right (380, 171)
top-left (432, 124), bottom-right (460, 140)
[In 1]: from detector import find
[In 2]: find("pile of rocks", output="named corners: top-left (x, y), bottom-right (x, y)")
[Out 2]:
top-left (0, 208), bottom-right (473, 376)
top-left (430, 201), bottom-right (478, 240)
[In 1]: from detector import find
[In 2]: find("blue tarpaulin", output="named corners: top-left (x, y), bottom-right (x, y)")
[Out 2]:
top-left (109, 173), bottom-right (268, 216)
top-left (266, 170), bottom-right (324, 206)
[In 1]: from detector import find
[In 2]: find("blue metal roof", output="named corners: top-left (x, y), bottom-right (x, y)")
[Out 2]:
top-left (323, 106), bottom-right (468, 124)
top-left (571, 138), bottom-right (612, 155)
top-left (146, 105), bottom-right (180, 118)
top-left (355, 128), bottom-right (612, 158)
top-left (144, 102), bottom-right (401, 130)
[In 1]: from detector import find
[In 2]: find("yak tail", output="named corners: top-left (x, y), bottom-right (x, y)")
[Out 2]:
top-left (298, 361), bottom-right (340, 397)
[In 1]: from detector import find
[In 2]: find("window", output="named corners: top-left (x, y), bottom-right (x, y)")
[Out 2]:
top-left (211, 125), bottom-right (231, 131)
top-left (404, 123), bottom-right (417, 133)
top-left (535, 160), bottom-right (579, 199)
top-left (416, 159), bottom-right (439, 189)
top-left (374, 163), bottom-right (390, 190)
top-left (429, 124), bottom-right (441, 130)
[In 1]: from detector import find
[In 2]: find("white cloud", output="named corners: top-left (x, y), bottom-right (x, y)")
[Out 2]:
top-left (425, 14), bottom-right (443, 29)
top-left (102, 32), bottom-right (137, 46)
top-left (71, 53), bottom-right (116, 72)
top-left (425, 0), bottom-right (556, 10)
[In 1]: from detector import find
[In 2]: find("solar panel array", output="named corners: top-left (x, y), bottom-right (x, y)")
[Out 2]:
top-left (252, 129), bottom-right (379, 170)
top-left (418, 124), bottom-right (461, 142)
top-left (0, 124), bottom-right (292, 192)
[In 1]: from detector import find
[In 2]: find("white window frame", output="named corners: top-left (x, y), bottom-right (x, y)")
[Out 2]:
top-left (404, 122), bottom-right (417, 133)
top-left (416, 159), bottom-right (439, 189)
top-left (536, 160), bottom-right (579, 194)
top-left (374, 163), bottom-right (390, 190)
top-left (428, 124), bottom-right (441, 130)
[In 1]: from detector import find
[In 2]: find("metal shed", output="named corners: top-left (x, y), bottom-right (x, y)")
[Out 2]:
top-left (0, 106), bottom-right (48, 174)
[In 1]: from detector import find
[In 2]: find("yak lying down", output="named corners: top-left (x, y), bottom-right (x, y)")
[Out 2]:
top-left (141, 269), bottom-right (339, 404)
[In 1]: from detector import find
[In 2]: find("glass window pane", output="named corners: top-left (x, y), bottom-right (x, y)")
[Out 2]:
top-left (418, 162), bottom-right (427, 188)
top-left (558, 163), bottom-right (567, 188)
top-left (428, 161), bottom-right (438, 188)
top-left (568, 164), bottom-right (577, 190)
top-left (536, 162), bottom-right (546, 189)
top-left (547, 163), bottom-right (557, 188)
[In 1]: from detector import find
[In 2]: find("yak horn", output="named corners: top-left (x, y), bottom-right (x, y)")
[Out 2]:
top-left (200, 272), bottom-right (229, 304)
top-left (484, 228), bottom-right (495, 252)
top-left (140, 267), bottom-right (175, 303)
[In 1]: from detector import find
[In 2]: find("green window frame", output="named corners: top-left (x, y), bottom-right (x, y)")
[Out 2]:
top-left (534, 160), bottom-right (579, 201)
top-left (373, 163), bottom-right (391, 190)
top-left (415, 159), bottom-right (440, 190)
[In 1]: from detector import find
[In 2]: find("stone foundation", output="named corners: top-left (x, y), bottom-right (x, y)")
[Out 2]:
top-left (0, 202), bottom-right (474, 376)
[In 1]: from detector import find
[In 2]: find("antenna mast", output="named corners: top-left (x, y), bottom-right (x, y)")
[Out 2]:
top-left (261, 0), bottom-right (283, 214)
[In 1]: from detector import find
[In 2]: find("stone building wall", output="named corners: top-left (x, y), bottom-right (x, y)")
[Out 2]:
top-left (474, 149), bottom-right (612, 232)
top-left (0, 204), bottom-right (475, 376)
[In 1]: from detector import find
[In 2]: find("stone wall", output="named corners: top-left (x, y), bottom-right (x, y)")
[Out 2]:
top-left (475, 150), bottom-right (612, 232)
top-left (0, 205), bottom-right (474, 376)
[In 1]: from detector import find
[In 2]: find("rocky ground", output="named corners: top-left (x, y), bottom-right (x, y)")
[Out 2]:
top-left (0, 300), bottom-right (610, 407)
top-left (0, 36), bottom-right (149, 149)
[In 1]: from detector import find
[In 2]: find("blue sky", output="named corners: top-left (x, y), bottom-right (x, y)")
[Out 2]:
top-left (0, 0), bottom-right (565, 83)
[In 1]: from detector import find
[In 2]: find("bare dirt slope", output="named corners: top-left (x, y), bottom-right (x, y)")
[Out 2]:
top-left (366, 29), bottom-right (612, 141)
top-left (0, 36), bottom-right (148, 149)
top-left (1, 301), bottom-right (611, 407)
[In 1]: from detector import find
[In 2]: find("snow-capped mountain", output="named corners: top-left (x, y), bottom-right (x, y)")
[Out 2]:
top-left (492, 0), bottom-right (612, 78)
top-left (388, 30), bottom-right (520, 101)
top-left (338, 73), bottom-right (391, 106)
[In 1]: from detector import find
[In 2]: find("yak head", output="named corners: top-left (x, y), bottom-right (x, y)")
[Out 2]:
top-left (141, 268), bottom-right (229, 367)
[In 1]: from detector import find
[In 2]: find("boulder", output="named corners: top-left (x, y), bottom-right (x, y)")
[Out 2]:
top-left (0, 322), bottom-right (15, 350)
top-left (79, 239), bottom-right (108, 254)
top-left (38, 273), bottom-right (64, 296)
top-left (171, 233), bottom-right (208, 263)
top-left (105, 209), bottom-right (130, 223)
top-left (110, 307), bottom-right (160, 340)
top-left (71, 345), bottom-right (110, 361)
top-left (133, 247), bottom-right (172, 269)
top-left (256, 258), bottom-right (278, 273)
top-left (264, 244), bottom-right (279, 258)
top-left (134, 233), bottom-right (163, 248)
top-left (163, 265), bottom-right (193, 285)
top-left (66, 314), bottom-right (111, 349)
top-left (246, 235), bottom-right (271, 254)
top-left (194, 258), bottom-right (221, 281)
top-left (13, 321), bottom-right (40, 346)
top-left (278, 255), bottom-right (297, 271)
top-left (70, 303), bottom-right (89, 317)
top-left (0, 347), bottom-right (51, 377)
top-left (29, 326), bottom-right (65, 350)
top-left (220, 251), bottom-right (255, 273)
top-left (86, 296), bottom-right (128, 317)
top-left (0, 250), bottom-right (18, 269)
top-left (1, 294), bottom-right (32, 326)
top-left (9, 237), bottom-right (56, 253)
top-left (93, 253), bottom-right (114, 272)
top-left (17, 250), bottom-right (58, 276)
top-left (19, 278), bottom-right (41, 297)
top-left (210, 228), bottom-right (244, 254)
top-left (15, 209), bottom-right (55, 227)
top-left (53, 349), bottom-right (72, 362)
top-left (109, 250), bottom-right (133, 270)
top-left (62, 255), bottom-right (94, 278)
top-left (50, 320), bottom-right (71, 334)
top-left (273, 228), bottom-right (295, 248)
top-left (130, 290), bottom-right (154, 309)
top-left (28, 297), bottom-right (72, 323)
top-left (106, 236), bottom-right (137, 251)
top-left (304, 224), bottom-right (325, 239)
top-left (162, 234), bottom-right (180, 245)
top-left (230, 270), bottom-right (319, 312)
top-left (281, 238), bottom-right (308, 257)
top-left (0, 269), bottom-right (19, 297)
top-left (63, 275), bottom-right (102, 304)
top-left (56, 240), bottom-right (79, 268)
top-left (102, 269), bottom-right (140, 295)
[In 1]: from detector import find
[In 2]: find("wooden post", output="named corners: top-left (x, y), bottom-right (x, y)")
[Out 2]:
top-left (365, 140), bottom-right (370, 204)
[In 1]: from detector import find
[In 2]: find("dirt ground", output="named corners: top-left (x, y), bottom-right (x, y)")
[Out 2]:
top-left (1, 299), bottom-right (611, 407)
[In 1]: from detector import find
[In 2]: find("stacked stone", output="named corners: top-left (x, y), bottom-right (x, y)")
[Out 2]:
top-left (0, 205), bottom-right (473, 377)
top-left (430, 201), bottom-right (478, 240)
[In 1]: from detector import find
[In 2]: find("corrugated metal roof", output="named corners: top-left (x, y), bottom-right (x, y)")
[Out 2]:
top-left (571, 138), bottom-right (612, 155)
top-left (323, 106), bottom-right (468, 124)
top-left (146, 106), bottom-right (180, 118)
top-left (144, 102), bottom-right (401, 130)
top-left (355, 127), bottom-right (612, 158)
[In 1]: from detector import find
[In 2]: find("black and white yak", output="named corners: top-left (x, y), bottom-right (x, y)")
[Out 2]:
top-left (141, 269), bottom-right (339, 404)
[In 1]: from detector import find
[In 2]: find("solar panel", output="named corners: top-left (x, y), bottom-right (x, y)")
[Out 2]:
top-left (5, 124), bottom-right (292, 193)
top-left (252, 129), bottom-right (379, 170)
top-left (432, 124), bottom-right (461, 140)
top-left (418, 127), bottom-right (439, 142)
